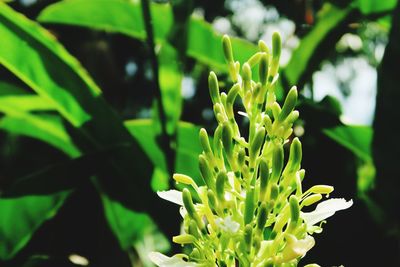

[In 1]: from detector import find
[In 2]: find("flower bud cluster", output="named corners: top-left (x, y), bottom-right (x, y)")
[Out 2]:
top-left (150, 33), bottom-right (352, 267)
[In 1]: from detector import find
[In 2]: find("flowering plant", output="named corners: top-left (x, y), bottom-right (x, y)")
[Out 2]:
top-left (150, 32), bottom-right (352, 267)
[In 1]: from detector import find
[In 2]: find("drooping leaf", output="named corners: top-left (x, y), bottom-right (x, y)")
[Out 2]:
top-left (37, 0), bottom-right (258, 72)
top-left (284, 3), bottom-right (354, 89)
top-left (0, 192), bottom-right (69, 260)
top-left (323, 125), bottom-right (373, 162)
top-left (356, 0), bottom-right (398, 14)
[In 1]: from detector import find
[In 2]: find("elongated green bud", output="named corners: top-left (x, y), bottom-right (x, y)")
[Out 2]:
top-left (199, 154), bottom-right (215, 190)
top-left (257, 202), bottom-right (268, 231)
top-left (249, 127), bottom-right (266, 166)
top-left (278, 86), bottom-right (298, 122)
top-left (270, 32), bottom-right (281, 76)
top-left (271, 102), bottom-right (281, 120)
top-left (302, 194), bottom-right (322, 207)
top-left (221, 92), bottom-right (227, 108)
top-left (287, 110), bottom-right (299, 124)
top-left (283, 137), bottom-right (302, 175)
top-left (182, 188), bottom-right (204, 229)
top-left (199, 128), bottom-right (213, 155)
top-left (244, 188), bottom-right (255, 225)
top-left (208, 71), bottom-right (221, 104)
top-left (289, 195), bottom-right (300, 228)
top-left (226, 83), bottom-right (240, 119)
top-left (242, 63), bottom-right (252, 92)
top-left (263, 114), bottom-right (272, 133)
top-left (222, 122), bottom-right (233, 155)
top-left (173, 174), bottom-right (195, 186)
top-left (207, 189), bottom-right (218, 210)
top-left (270, 184), bottom-right (279, 201)
top-left (216, 171), bottom-right (227, 202)
top-left (244, 224), bottom-right (253, 253)
top-left (258, 40), bottom-right (269, 53)
top-left (259, 53), bottom-right (269, 86)
top-left (237, 147), bottom-right (246, 168)
top-left (247, 52), bottom-right (262, 67)
top-left (222, 34), bottom-right (234, 63)
top-left (188, 219), bottom-right (200, 238)
top-left (173, 234), bottom-right (196, 244)
top-left (271, 145), bottom-right (284, 182)
top-left (259, 158), bottom-right (269, 201)
top-left (308, 185), bottom-right (334, 195)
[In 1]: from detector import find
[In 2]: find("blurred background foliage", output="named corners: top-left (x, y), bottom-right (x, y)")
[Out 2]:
top-left (0, 0), bottom-right (398, 266)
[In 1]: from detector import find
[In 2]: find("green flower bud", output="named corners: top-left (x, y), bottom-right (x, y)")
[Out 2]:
top-left (270, 32), bottom-right (281, 76)
top-left (208, 71), bottom-right (221, 105)
top-left (271, 102), bottom-right (281, 120)
top-left (199, 154), bottom-right (215, 190)
top-left (259, 158), bottom-right (269, 201)
top-left (173, 173), bottom-right (195, 186)
top-left (270, 183), bottom-right (279, 201)
top-left (207, 189), bottom-right (218, 211)
top-left (287, 110), bottom-right (299, 124)
top-left (237, 147), bottom-right (246, 168)
top-left (289, 195), bottom-right (300, 229)
top-left (222, 122), bottom-right (233, 155)
top-left (283, 137), bottom-right (302, 175)
top-left (221, 92), bottom-right (227, 108)
top-left (308, 185), bottom-right (334, 195)
top-left (173, 234), bottom-right (196, 244)
top-left (182, 188), bottom-right (204, 229)
top-left (302, 194), bottom-right (322, 207)
top-left (216, 171), bottom-right (227, 202)
top-left (259, 53), bottom-right (269, 86)
top-left (244, 188), bottom-right (256, 225)
top-left (188, 219), bottom-right (200, 238)
top-left (244, 224), bottom-right (253, 253)
top-left (222, 34), bottom-right (234, 63)
top-left (249, 127), bottom-right (266, 167)
top-left (258, 40), bottom-right (269, 53)
top-left (257, 202), bottom-right (268, 231)
top-left (271, 145), bottom-right (284, 182)
top-left (263, 114), bottom-right (272, 133)
top-left (226, 83), bottom-right (240, 119)
top-left (199, 128), bottom-right (213, 155)
top-left (278, 86), bottom-right (298, 122)
top-left (247, 52), bottom-right (262, 67)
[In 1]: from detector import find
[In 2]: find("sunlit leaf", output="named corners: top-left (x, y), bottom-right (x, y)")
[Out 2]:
top-left (356, 0), bottom-right (398, 14)
top-left (0, 192), bottom-right (69, 260)
top-left (323, 125), bottom-right (372, 162)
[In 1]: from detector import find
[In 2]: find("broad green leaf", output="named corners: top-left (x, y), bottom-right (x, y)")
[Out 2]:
top-left (0, 192), bottom-right (69, 260)
top-left (323, 125), bottom-right (373, 162)
top-left (356, 0), bottom-right (398, 14)
top-left (284, 3), bottom-right (353, 87)
top-left (100, 192), bottom-right (169, 252)
top-left (37, 0), bottom-right (258, 72)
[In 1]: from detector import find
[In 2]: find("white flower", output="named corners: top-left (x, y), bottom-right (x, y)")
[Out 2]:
top-left (157, 190), bottom-right (183, 206)
top-left (215, 216), bottom-right (240, 234)
top-left (301, 198), bottom-right (353, 226)
top-left (278, 234), bottom-right (315, 263)
top-left (148, 252), bottom-right (200, 267)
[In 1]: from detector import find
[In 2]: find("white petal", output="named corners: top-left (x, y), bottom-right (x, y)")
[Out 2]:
top-left (215, 216), bottom-right (240, 234)
top-left (157, 190), bottom-right (183, 206)
top-left (301, 198), bottom-right (353, 226)
top-left (148, 252), bottom-right (199, 267)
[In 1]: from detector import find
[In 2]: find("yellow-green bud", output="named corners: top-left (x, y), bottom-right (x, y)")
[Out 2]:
top-left (199, 128), bottom-right (213, 155)
top-left (182, 188), bottom-right (204, 229)
top-left (259, 158), bottom-right (269, 201)
top-left (244, 224), bottom-right (253, 253)
top-left (283, 137), bottom-right (302, 175)
top-left (199, 154), bottom-right (215, 190)
top-left (173, 173), bottom-right (195, 186)
top-left (188, 219), bottom-right (200, 238)
top-left (207, 189), bottom-right (218, 210)
top-left (257, 202), bottom-right (268, 231)
top-left (247, 52), bottom-right (262, 67)
top-left (302, 194), bottom-right (322, 207)
top-left (237, 147), bottom-right (246, 168)
top-left (242, 63), bottom-right (252, 92)
top-left (270, 183), bottom-right (279, 201)
top-left (244, 188), bottom-right (255, 225)
top-left (271, 102), bottom-right (281, 120)
top-left (278, 86), bottom-right (298, 122)
top-left (173, 234), bottom-right (196, 244)
top-left (271, 145), bottom-right (284, 182)
top-left (222, 34), bottom-right (234, 63)
top-left (259, 53), bottom-right (269, 86)
top-left (208, 71), bottom-right (221, 105)
top-left (289, 195), bottom-right (300, 228)
top-left (263, 114), bottom-right (272, 133)
top-left (308, 185), bottom-right (334, 195)
top-left (258, 40), bottom-right (269, 53)
top-left (249, 127), bottom-right (266, 166)
top-left (226, 83), bottom-right (240, 119)
top-left (270, 32), bottom-right (281, 76)
top-left (222, 122), bottom-right (233, 155)
top-left (287, 110), bottom-right (299, 124)
top-left (216, 171), bottom-right (227, 202)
